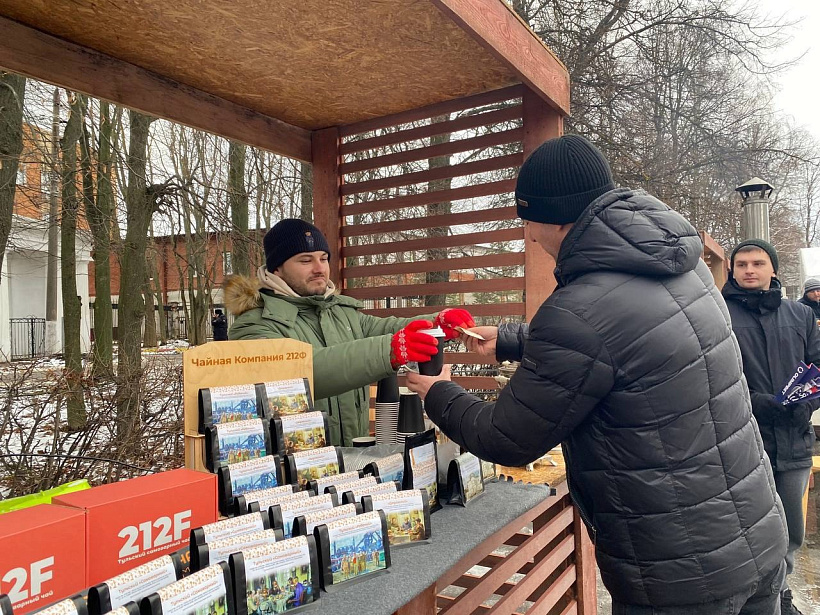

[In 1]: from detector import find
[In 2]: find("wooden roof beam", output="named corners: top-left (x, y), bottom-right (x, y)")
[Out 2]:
top-left (0, 16), bottom-right (311, 161)
top-left (432, 0), bottom-right (570, 115)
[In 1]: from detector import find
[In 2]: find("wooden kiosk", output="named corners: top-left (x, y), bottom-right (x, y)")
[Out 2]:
top-left (0, 1), bottom-right (598, 612)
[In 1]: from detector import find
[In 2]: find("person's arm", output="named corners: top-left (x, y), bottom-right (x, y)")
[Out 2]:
top-left (423, 305), bottom-right (614, 467)
top-left (496, 322), bottom-right (528, 363)
top-left (357, 312), bottom-right (436, 337)
top-left (230, 315), bottom-right (395, 399)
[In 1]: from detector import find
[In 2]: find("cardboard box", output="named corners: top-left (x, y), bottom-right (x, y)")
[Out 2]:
top-left (0, 504), bottom-right (86, 615)
top-left (53, 469), bottom-right (217, 586)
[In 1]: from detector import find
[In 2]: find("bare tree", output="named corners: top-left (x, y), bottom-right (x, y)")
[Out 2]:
top-left (0, 72), bottom-right (25, 281)
top-left (59, 91), bottom-right (86, 429)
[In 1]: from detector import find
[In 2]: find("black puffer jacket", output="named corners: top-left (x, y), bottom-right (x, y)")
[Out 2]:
top-left (722, 279), bottom-right (819, 471)
top-left (798, 294), bottom-right (820, 320)
top-left (425, 188), bottom-right (787, 607)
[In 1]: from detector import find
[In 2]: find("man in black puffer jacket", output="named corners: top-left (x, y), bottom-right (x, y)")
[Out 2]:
top-left (722, 239), bottom-right (818, 615)
top-left (798, 277), bottom-right (820, 320)
top-left (406, 135), bottom-right (787, 613)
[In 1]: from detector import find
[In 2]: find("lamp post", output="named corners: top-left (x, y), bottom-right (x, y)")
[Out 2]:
top-left (735, 177), bottom-right (774, 242)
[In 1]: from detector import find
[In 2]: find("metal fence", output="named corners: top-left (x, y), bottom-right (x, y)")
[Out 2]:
top-left (89, 303), bottom-right (233, 344)
top-left (9, 317), bottom-right (46, 360)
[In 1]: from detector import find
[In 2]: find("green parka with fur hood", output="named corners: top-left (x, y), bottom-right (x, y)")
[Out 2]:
top-left (224, 274), bottom-right (431, 446)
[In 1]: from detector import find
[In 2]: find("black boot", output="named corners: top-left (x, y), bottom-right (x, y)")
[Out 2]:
top-left (781, 589), bottom-right (804, 615)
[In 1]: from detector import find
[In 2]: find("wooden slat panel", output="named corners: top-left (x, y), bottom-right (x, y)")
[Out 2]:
top-left (343, 179), bottom-right (516, 216)
top-left (431, 0), bottom-right (570, 114)
top-left (487, 536), bottom-right (574, 614)
top-left (361, 303), bottom-right (525, 318)
top-left (439, 509), bottom-right (574, 615)
top-left (341, 153), bottom-right (522, 196)
top-left (446, 352), bottom-right (495, 365)
top-left (342, 228), bottom-right (523, 257)
top-left (527, 566), bottom-right (576, 615)
top-left (340, 85), bottom-right (523, 136)
top-left (558, 602), bottom-right (579, 615)
top-left (342, 127), bottom-right (523, 174)
top-left (0, 16), bottom-right (312, 161)
top-left (573, 507), bottom-right (597, 615)
top-left (341, 206), bottom-right (517, 238)
top-left (345, 277), bottom-right (524, 300)
top-left (340, 105), bottom-right (522, 154)
top-left (453, 376), bottom-right (499, 390)
top-left (437, 494), bottom-right (568, 590)
top-left (345, 253), bottom-right (525, 279)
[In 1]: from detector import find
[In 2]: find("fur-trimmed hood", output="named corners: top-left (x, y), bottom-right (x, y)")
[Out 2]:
top-left (224, 275), bottom-right (263, 316)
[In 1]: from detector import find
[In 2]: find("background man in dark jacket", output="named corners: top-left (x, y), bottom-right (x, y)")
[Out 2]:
top-left (407, 135), bottom-right (787, 613)
top-left (798, 277), bottom-right (820, 320)
top-left (211, 309), bottom-right (228, 341)
top-left (722, 239), bottom-right (818, 615)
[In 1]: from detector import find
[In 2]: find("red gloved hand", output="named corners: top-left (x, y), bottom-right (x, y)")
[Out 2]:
top-left (390, 320), bottom-right (438, 370)
top-left (435, 308), bottom-right (476, 340)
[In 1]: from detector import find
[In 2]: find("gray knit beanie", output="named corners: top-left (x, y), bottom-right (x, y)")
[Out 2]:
top-left (804, 278), bottom-right (820, 293)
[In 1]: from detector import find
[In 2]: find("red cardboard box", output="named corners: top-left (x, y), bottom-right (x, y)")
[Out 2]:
top-left (0, 504), bottom-right (86, 615)
top-left (53, 469), bottom-right (217, 586)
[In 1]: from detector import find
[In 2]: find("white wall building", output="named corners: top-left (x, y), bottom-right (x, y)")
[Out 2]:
top-left (0, 214), bottom-right (92, 361)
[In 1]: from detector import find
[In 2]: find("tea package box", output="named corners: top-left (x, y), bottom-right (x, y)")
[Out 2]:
top-left (190, 529), bottom-right (284, 573)
top-left (228, 536), bottom-right (320, 615)
top-left (199, 384), bottom-right (269, 432)
top-left (314, 510), bottom-right (390, 590)
top-left (217, 456), bottom-right (283, 517)
top-left (141, 562), bottom-right (233, 615)
top-left (0, 504), bottom-right (86, 615)
top-left (87, 554), bottom-right (184, 615)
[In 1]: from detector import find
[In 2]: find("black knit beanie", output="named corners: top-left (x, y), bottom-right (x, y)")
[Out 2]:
top-left (263, 219), bottom-right (331, 273)
top-left (515, 134), bottom-right (616, 224)
top-left (730, 239), bottom-right (779, 274)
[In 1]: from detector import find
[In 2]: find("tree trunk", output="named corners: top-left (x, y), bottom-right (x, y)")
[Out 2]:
top-left (0, 72), bottom-right (25, 281)
top-left (86, 100), bottom-right (115, 380)
top-left (425, 116), bottom-right (452, 307)
top-left (300, 161), bottom-right (313, 223)
top-left (60, 91), bottom-right (86, 429)
top-left (116, 110), bottom-right (154, 441)
top-left (228, 140), bottom-right (251, 276)
top-left (45, 87), bottom-right (60, 354)
top-left (142, 266), bottom-right (157, 347)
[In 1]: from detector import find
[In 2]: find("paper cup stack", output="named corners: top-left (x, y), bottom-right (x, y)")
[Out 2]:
top-left (397, 387), bottom-right (426, 446)
top-left (375, 373), bottom-right (400, 444)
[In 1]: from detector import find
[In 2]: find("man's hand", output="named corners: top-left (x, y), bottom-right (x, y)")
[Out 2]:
top-left (406, 365), bottom-right (451, 400)
top-left (435, 308), bottom-right (476, 340)
top-left (464, 326), bottom-right (499, 358)
top-left (390, 320), bottom-right (438, 370)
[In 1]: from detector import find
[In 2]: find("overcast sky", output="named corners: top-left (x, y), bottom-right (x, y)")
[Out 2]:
top-left (756, 0), bottom-right (820, 140)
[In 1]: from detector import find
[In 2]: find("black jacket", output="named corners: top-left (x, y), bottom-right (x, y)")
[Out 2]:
top-left (211, 314), bottom-right (228, 341)
top-left (798, 294), bottom-right (820, 320)
top-left (722, 279), bottom-right (818, 471)
top-left (425, 188), bottom-right (786, 607)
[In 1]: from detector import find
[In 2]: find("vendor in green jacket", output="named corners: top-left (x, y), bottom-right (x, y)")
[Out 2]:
top-left (225, 218), bottom-right (475, 446)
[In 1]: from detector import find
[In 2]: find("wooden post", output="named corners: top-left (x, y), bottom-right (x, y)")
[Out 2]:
top-left (311, 127), bottom-right (343, 289)
top-left (573, 506), bottom-right (598, 615)
top-left (394, 583), bottom-right (437, 615)
top-left (522, 87), bottom-right (562, 320)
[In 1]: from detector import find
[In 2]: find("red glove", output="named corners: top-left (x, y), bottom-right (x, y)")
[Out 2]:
top-left (435, 308), bottom-right (476, 340)
top-left (390, 320), bottom-right (438, 370)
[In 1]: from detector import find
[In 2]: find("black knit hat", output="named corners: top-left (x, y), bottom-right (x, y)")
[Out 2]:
top-left (804, 278), bottom-right (820, 293)
top-left (515, 135), bottom-right (616, 224)
top-left (263, 219), bottom-right (331, 273)
top-left (730, 239), bottom-right (779, 274)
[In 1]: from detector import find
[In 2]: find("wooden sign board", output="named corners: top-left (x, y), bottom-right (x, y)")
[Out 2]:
top-left (183, 339), bottom-right (313, 471)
